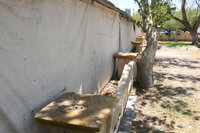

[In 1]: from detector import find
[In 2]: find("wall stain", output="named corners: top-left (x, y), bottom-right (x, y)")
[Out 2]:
top-left (0, 1), bottom-right (25, 21)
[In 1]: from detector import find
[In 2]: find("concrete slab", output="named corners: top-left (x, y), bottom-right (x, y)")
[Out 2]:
top-left (34, 61), bottom-right (136, 133)
top-left (34, 92), bottom-right (117, 132)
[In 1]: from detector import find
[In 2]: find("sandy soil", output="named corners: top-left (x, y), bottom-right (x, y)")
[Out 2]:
top-left (131, 45), bottom-right (200, 133)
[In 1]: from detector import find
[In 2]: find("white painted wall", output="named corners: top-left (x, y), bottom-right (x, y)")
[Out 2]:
top-left (120, 19), bottom-right (133, 52)
top-left (119, 19), bottom-right (142, 52)
top-left (0, 0), bottom-right (141, 132)
top-left (135, 25), bottom-right (142, 38)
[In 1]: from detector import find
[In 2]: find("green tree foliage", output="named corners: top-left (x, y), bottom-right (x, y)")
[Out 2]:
top-left (134, 0), bottom-right (171, 31)
top-left (164, 11), bottom-right (184, 31)
top-left (132, 12), bottom-right (142, 26)
top-left (187, 8), bottom-right (200, 27)
top-left (164, 8), bottom-right (200, 31)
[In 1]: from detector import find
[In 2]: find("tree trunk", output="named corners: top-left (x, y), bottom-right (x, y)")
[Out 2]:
top-left (136, 27), bottom-right (157, 89)
top-left (190, 31), bottom-right (200, 48)
top-left (172, 0), bottom-right (200, 48)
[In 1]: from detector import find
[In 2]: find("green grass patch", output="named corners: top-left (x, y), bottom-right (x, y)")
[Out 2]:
top-left (159, 42), bottom-right (192, 48)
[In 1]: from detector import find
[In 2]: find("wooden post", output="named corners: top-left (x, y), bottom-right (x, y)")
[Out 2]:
top-left (131, 42), bottom-right (142, 53)
top-left (113, 52), bottom-right (138, 79)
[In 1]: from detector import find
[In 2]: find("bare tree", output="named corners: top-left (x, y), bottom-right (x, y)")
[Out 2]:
top-left (172, 0), bottom-right (200, 48)
top-left (134, 0), bottom-right (171, 89)
top-left (197, 0), bottom-right (200, 8)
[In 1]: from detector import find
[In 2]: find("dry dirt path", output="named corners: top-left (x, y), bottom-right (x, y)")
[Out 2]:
top-left (131, 46), bottom-right (200, 133)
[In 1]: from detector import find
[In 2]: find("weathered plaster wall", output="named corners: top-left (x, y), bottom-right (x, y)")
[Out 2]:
top-left (0, 0), bottom-right (141, 132)
top-left (135, 25), bottom-right (142, 39)
top-left (119, 19), bottom-right (142, 52)
top-left (120, 19), bottom-right (134, 52)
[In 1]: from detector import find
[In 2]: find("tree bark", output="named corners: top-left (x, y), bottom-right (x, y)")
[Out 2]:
top-left (172, 0), bottom-right (200, 48)
top-left (173, 15), bottom-right (200, 47)
top-left (190, 31), bottom-right (200, 48)
top-left (136, 27), bottom-right (157, 89)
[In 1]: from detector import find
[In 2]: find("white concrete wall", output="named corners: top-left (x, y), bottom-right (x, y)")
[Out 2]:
top-left (135, 25), bottom-right (142, 38)
top-left (119, 20), bottom-right (141, 52)
top-left (120, 19), bottom-right (135, 52)
top-left (0, 0), bottom-right (141, 133)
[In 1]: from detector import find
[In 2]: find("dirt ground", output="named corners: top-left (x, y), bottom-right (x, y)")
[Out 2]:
top-left (131, 45), bottom-right (200, 133)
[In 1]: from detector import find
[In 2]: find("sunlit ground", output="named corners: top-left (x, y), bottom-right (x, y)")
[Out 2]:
top-left (131, 45), bottom-right (200, 133)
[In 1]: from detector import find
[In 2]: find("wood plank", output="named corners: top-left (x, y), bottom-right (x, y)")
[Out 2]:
top-left (131, 41), bottom-right (142, 45)
top-left (113, 52), bottom-right (138, 59)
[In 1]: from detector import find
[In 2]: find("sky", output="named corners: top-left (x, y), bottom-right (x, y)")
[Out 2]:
top-left (109, 0), bottom-right (197, 14)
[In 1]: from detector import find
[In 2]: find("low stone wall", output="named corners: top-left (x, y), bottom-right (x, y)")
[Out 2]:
top-left (158, 32), bottom-right (193, 41)
top-left (105, 61), bottom-right (136, 133)
top-left (34, 61), bottom-right (136, 133)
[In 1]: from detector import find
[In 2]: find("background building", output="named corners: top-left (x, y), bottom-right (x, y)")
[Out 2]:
top-left (125, 8), bottom-right (131, 15)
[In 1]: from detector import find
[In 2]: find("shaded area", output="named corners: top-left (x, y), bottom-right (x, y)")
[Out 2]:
top-left (131, 108), bottom-right (172, 133)
top-left (154, 72), bottom-right (200, 84)
top-left (101, 80), bottom-right (119, 96)
top-left (118, 96), bottom-right (137, 133)
top-left (139, 85), bottom-right (198, 103)
top-left (131, 46), bottom-right (200, 132)
top-left (155, 57), bottom-right (200, 69)
top-left (131, 84), bottom-right (199, 132)
top-left (132, 82), bottom-right (200, 132)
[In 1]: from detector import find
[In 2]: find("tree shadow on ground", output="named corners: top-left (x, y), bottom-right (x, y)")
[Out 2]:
top-left (154, 72), bottom-right (200, 83)
top-left (154, 57), bottom-right (200, 69)
top-left (131, 108), bottom-right (174, 133)
top-left (132, 51), bottom-right (200, 132)
top-left (132, 74), bottom-right (200, 132)
top-left (136, 83), bottom-right (198, 104)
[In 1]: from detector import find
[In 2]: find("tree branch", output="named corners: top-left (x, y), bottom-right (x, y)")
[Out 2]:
top-left (135, 0), bottom-right (144, 12)
top-left (172, 16), bottom-right (185, 25)
top-left (197, 0), bottom-right (200, 8)
top-left (181, 0), bottom-right (189, 23)
top-left (193, 14), bottom-right (200, 31)
top-left (172, 15), bottom-right (193, 31)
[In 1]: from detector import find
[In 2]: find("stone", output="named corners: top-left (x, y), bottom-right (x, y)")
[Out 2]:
top-left (107, 61), bottom-right (135, 133)
top-left (34, 92), bottom-right (117, 132)
top-left (118, 96), bottom-right (137, 133)
top-left (113, 53), bottom-right (137, 79)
